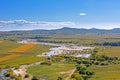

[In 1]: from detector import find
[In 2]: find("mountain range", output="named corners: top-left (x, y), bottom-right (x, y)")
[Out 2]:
top-left (0, 27), bottom-right (120, 37)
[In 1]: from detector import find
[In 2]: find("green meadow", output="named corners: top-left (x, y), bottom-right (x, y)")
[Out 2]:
top-left (86, 46), bottom-right (120, 80)
top-left (88, 64), bottom-right (120, 80)
top-left (98, 46), bottom-right (120, 57)
top-left (27, 62), bottom-right (75, 80)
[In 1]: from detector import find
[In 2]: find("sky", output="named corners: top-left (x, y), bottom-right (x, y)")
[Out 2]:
top-left (0, 0), bottom-right (120, 31)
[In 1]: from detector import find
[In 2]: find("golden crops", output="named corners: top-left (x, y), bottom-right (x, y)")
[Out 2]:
top-left (0, 41), bottom-right (3, 43)
top-left (0, 54), bottom-right (20, 62)
top-left (9, 44), bottom-right (36, 52)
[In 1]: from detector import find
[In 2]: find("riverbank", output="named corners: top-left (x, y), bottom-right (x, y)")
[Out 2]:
top-left (0, 39), bottom-right (94, 80)
top-left (19, 39), bottom-right (94, 57)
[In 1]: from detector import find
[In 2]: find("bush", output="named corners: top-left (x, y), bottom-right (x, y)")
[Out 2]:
top-left (4, 73), bottom-right (10, 77)
top-left (100, 62), bottom-right (108, 66)
top-left (94, 61), bottom-right (99, 65)
top-left (82, 75), bottom-right (88, 80)
top-left (32, 76), bottom-right (38, 80)
top-left (40, 61), bottom-right (52, 65)
top-left (57, 76), bottom-right (63, 80)
top-left (24, 74), bottom-right (29, 78)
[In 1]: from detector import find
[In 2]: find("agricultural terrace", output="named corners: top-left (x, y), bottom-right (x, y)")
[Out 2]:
top-left (0, 54), bottom-right (20, 62)
top-left (8, 44), bottom-right (36, 52)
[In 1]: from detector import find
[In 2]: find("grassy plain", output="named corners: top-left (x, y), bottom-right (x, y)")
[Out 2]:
top-left (87, 46), bottom-right (120, 80)
top-left (98, 46), bottom-right (120, 57)
top-left (88, 64), bottom-right (120, 80)
top-left (27, 62), bottom-right (75, 80)
top-left (39, 35), bottom-right (120, 45)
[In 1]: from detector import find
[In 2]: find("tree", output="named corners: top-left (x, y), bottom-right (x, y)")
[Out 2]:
top-left (76, 64), bottom-right (87, 71)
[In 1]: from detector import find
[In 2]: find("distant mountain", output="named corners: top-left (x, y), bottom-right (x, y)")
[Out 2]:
top-left (0, 27), bottom-right (120, 37)
top-left (42, 27), bottom-right (120, 35)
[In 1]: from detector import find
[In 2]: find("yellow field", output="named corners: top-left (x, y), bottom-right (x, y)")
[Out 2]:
top-left (0, 41), bottom-right (3, 43)
top-left (0, 54), bottom-right (20, 62)
top-left (8, 44), bottom-right (36, 52)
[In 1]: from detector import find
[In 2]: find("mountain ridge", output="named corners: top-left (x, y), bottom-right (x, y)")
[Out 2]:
top-left (0, 27), bottom-right (120, 37)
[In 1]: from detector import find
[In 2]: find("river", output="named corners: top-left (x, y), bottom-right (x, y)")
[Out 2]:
top-left (0, 39), bottom-right (93, 79)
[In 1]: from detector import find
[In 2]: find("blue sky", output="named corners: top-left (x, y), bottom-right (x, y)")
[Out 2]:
top-left (0, 0), bottom-right (120, 31)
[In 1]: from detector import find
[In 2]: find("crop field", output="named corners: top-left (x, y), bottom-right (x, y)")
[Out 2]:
top-left (0, 41), bottom-right (2, 43)
top-left (27, 62), bottom-right (75, 80)
top-left (0, 54), bottom-right (20, 62)
top-left (0, 38), bottom-right (3, 43)
top-left (0, 40), bottom-right (22, 57)
top-left (8, 44), bottom-right (36, 52)
top-left (88, 64), bottom-right (120, 80)
top-left (0, 40), bottom-right (51, 69)
top-left (0, 41), bottom-right (22, 53)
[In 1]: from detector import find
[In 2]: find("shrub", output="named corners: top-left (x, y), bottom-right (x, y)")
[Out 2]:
top-left (32, 76), bottom-right (38, 80)
top-left (24, 74), bottom-right (29, 78)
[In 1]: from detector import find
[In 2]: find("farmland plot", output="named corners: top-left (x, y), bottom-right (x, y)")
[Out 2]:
top-left (0, 54), bottom-right (20, 62)
top-left (8, 44), bottom-right (36, 52)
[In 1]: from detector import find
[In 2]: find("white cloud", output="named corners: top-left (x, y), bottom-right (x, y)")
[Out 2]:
top-left (80, 13), bottom-right (87, 16)
top-left (0, 20), bottom-right (76, 31)
top-left (73, 23), bottom-right (120, 29)
top-left (0, 20), bottom-right (120, 31)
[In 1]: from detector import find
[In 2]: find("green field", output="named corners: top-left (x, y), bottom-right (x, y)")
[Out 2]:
top-left (27, 62), bottom-right (75, 80)
top-left (0, 40), bottom-right (22, 57)
top-left (98, 46), bottom-right (120, 57)
top-left (0, 40), bottom-right (51, 69)
top-left (87, 46), bottom-right (120, 80)
top-left (88, 64), bottom-right (120, 80)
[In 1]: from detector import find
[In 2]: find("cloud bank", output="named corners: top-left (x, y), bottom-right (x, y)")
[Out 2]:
top-left (0, 20), bottom-right (76, 31)
top-left (0, 20), bottom-right (120, 31)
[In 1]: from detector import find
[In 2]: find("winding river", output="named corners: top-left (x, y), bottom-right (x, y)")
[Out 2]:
top-left (0, 39), bottom-right (93, 79)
